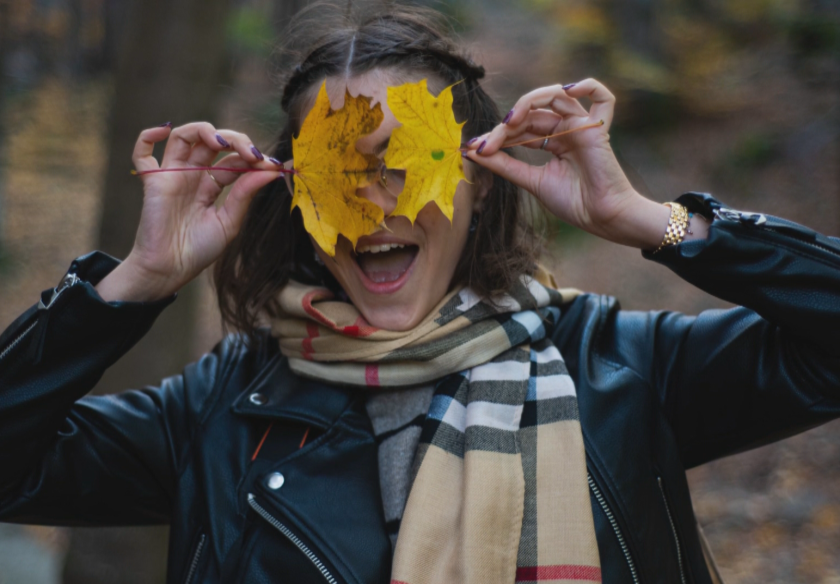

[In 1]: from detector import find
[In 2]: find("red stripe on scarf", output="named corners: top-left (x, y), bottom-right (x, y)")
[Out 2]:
top-left (302, 290), bottom-right (379, 338)
top-left (342, 315), bottom-right (378, 337)
top-left (516, 565), bottom-right (602, 582)
top-left (365, 364), bottom-right (380, 387)
top-left (302, 289), bottom-right (337, 328)
top-left (302, 323), bottom-right (320, 360)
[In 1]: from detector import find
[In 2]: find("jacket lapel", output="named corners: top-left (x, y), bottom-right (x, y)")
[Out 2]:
top-left (231, 354), bottom-right (393, 584)
top-left (231, 354), bottom-right (355, 429)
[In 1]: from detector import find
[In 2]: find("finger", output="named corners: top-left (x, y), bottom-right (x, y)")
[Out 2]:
top-left (203, 153), bottom-right (250, 187)
top-left (198, 155), bottom-right (242, 202)
top-left (506, 84), bottom-right (589, 127)
top-left (468, 89), bottom-right (588, 157)
top-left (193, 129), bottom-right (271, 167)
top-left (199, 153), bottom-right (282, 203)
top-left (464, 149), bottom-right (542, 197)
top-left (469, 106), bottom-right (588, 158)
top-left (205, 152), bottom-right (284, 184)
top-left (504, 130), bottom-right (575, 154)
top-left (132, 124), bottom-right (172, 173)
top-left (202, 153), bottom-right (251, 196)
top-left (493, 109), bottom-right (564, 142)
top-left (563, 78), bottom-right (615, 130)
top-left (215, 169), bottom-right (281, 243)
top-left (187, 141), bottom-right (220, 168)
top-left (465, 110), bottom-right (557, 158)
top-left (162, 122), bottom-right (223, 164)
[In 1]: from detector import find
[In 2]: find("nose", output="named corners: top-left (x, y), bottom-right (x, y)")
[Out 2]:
top-left (357, 181), bottom-right (398, 216)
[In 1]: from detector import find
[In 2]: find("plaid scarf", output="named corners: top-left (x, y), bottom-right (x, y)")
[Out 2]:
top-left (271, 272), bottom-right (602, 584)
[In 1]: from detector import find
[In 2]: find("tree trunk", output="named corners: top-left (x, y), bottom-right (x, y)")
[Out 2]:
top-left (62, 0), bottom-right (231, 582)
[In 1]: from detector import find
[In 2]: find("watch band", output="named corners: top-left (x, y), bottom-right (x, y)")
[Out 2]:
top-left (654, 202), bottom-right (691, 253)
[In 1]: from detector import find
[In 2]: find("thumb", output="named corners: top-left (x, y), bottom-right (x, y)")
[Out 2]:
top-left (217, 170), bottom-right (282, 242)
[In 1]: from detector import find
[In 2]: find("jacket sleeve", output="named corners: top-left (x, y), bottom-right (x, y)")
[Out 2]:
top-left (613, 193), bottom-right (840, 468)
top-left (0, 252), bottom-right (219, 526)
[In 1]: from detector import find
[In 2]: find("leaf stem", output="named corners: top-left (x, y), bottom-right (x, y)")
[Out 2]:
top-left (130, 166), bottom-right (294, 176)
top-left (459, 120), bottom-right (605, 151)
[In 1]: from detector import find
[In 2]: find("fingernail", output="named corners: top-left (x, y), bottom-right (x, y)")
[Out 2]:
top-left (502, 109), bottom-right (514, 124)
top-left (216, 134), bottom-right (230, 148)
top-left (477, 140), bottom-right (487, 155)
top-left (562, 83), bottom-right (577, 90)
top-left (158, 121), bottom-right (172, 128)
top-left (467, 137), bottom-right (479, 146)
top-left (461, 150), bottom-right (470, 159)
top-left (268, 157), bottom-right (283, 166)
top-left (250, 146), bottom-right (264, 161)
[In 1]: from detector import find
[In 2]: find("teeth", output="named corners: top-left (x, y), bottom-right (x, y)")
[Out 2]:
top-left (357, 243), bottom-right (406, 254)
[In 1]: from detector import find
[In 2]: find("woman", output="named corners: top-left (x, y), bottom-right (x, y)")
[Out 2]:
top-left (1, 5), bottom-right (838, 584)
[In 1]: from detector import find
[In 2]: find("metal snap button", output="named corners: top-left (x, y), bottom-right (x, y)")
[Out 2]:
top-left (267, 472), bottom-right (285, 490)
top-left (249, 393), bottom-right (267, 406)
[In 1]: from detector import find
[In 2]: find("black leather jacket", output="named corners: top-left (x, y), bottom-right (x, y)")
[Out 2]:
top-left (1, 193), bottom-right (839, 584)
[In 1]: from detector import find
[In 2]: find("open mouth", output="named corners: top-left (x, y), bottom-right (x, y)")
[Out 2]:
top-left (354, 242), bottom-right (419, 285)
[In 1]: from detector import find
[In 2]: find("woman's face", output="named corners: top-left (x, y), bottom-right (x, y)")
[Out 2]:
top-left (302, 71), bottom-right (487, 332)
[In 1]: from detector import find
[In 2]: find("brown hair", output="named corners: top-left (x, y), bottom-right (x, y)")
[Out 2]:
top-left (214, 1), bottom-right (539, 335)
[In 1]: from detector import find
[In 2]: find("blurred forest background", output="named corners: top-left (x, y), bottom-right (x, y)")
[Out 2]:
top-left (0, 0), bottom-right (838, 582)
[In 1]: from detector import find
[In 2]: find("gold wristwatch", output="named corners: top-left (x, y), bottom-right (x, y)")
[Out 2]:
top-left (654, 202), bottom-right (692, 253)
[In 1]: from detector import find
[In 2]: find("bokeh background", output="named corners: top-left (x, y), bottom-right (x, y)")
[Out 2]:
top-left (0, 0), bottom-right (838, 582)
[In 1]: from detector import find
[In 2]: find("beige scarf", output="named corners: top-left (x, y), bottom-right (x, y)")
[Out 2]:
top-left (272, 272), bottom-right (602, 583)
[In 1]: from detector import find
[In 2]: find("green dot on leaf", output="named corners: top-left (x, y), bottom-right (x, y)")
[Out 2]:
top-left (431, 150), bottom-right (445, 161)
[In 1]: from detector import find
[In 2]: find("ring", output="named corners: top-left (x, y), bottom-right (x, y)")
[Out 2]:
top-left (540, 137), bottom-right (550, 150)
top-left (206, 169), bottom-right (220, 186)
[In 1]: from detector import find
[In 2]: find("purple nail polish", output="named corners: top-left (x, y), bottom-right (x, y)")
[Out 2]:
top-left (461, 151), bottom-right (470, 159)
top-left (477, 140), bottom-right (487, 155)
top-left (562, 83), bottom-right (577, 90)
top-left (250, 146), bottom-right (264, 161)
top-left (268, 157), bottom-right (283, 166)
top-left (216, 134), bottom-right (230, 148)
top-left (158, 121), bottom-right (172, 128)
top-left (467, 137), bottom-right (479, 146)
top-left (502, 109), bottom-right (514, 124)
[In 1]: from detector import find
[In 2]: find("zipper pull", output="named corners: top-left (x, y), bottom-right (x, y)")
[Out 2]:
top-left (713, 207), bottom-right (767, 226)
top-left (713, 207), bottom-right (742, 222)
top-left (39, 272), bottom-right (81, 310)
top-left (26, 273), bottom-right (81, 364)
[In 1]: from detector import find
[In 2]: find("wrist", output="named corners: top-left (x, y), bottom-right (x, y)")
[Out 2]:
top-left (603, 194), bottom-right (710, 250)
top-left (95, 256), bottom-right (180, 303)
top-left (596, 193), bottom-right (670, 249)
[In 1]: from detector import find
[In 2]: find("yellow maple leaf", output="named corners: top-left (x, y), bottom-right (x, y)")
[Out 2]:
top-left (291, 82), bottom-right (385, 256)
top-left (384, 79), bottom-right (467, 224)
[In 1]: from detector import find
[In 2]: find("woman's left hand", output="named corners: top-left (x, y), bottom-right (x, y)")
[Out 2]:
top-left (464, 79), bottom-right (692, 250)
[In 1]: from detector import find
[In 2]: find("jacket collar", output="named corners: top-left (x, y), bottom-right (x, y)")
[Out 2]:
top-left (230, 354), bottom-right (356, 430)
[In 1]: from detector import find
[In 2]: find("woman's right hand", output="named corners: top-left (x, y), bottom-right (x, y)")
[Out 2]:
top-left (96, 122), bottom-right (282, 302)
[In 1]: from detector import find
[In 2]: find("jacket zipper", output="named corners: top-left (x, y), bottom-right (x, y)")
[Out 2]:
top-left (0, 272), bottom-right (80, 364)
top-left (183, 533), bottom-right (206, 584)
top-left (587, 473), bottom-right (640, 584)
top-left (714, 207), bottom-right (840, 258)
top-left (40, 273), bottom-right (81, 310)
top-left (0, 320), bottom-right (38, 363)
top-left (657, 477), bottom-right (689, 584)
top-left (247, 493), bottom-right (338, 584)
